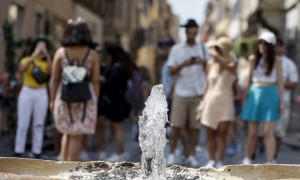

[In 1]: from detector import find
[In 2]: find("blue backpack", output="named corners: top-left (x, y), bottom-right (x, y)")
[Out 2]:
top-left (125, 70), bottom-right (144, 110)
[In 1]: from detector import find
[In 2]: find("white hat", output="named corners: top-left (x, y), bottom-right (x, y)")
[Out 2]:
top-left (259, 31), bottom-right (276, 45)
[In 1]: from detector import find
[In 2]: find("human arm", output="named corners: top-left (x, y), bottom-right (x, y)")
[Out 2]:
top-left (49, 48), bottom-right (63, 112)
top-left (243, 55), bottom-right (255, 100)
top-left (209, 48), bottom-right (236, 75)
top-left (285, 82), bottom-right (298, 90)
top-left (285, 62), bottom-right (298, 90)
top-left (90, 51), bottom-right (100, 98)
top-left (234, 81), bottom-right (243, 101)
top-left (41, 47), bottom-right (52, 75)
top-left (19, 49), bottom-right (41, 73)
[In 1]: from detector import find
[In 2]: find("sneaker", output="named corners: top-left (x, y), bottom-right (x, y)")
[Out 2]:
top-left (186, 155), bottom-right (199, 167)
top-left (166, 154), bottom-right (176, 166)
top-left (215, 161), bottom-right (224, 169)
top-left (106, 152), bottom-right (129, 162)
top-left (98, 152), bottom-right (106, 160)
top-left (265, 160), bottom-right (276, 164)
top-left (28, 152), bottom-right (41, 159)
top-left (13, 152), bottom-right (24, 158)
top-left (242, 157), bottom-right (252, 164)
top-left (204, 160), bottom-right (215, 168)
top-left (195, 145), bottom-right (204, 152)
top-left (79, 151), bottom-right (90, 161)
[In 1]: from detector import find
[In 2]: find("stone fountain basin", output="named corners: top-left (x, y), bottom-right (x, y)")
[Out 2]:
top-left (0, 158), bottom-right (300, 180)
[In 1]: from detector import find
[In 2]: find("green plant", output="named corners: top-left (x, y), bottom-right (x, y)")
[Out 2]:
top-left (234, 36), bottom-right (257, 58)
top-left (2, 20), bottom-right (18, 136)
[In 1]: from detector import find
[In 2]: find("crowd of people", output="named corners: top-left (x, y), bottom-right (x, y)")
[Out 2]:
top-left (0, 17), bottom-right (298, 169)
top-left (162, 19), bottom-right (298, 168)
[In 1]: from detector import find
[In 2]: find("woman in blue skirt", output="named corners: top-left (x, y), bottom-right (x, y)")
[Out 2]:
top-left (240, 31), bottom-right (284, 164)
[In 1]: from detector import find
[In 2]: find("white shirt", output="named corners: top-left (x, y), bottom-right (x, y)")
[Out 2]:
top-left (280, 55), bottom-right (299, 102)
top-left (252, 58), bottom-right (277, 83)
top-left (167, 42), bottom-right (209, 97)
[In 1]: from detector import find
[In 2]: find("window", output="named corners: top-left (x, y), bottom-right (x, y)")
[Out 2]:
top-left (8, 3), bottom-right (24, 38)
top-left (35, 12), bottom-right (43, 36)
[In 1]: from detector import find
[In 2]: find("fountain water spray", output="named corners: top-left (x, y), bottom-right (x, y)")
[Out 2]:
top-left (138, 85), bottom-right (168, 180)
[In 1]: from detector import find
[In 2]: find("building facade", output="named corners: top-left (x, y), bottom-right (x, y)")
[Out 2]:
top-left (1, 0), bottom-right (178, 83)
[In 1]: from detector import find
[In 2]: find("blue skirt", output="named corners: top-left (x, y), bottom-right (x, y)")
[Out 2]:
top-left (240, 84), bottom-right (280, 122)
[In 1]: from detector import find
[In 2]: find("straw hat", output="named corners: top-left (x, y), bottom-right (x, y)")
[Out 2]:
top-left (208, 36), bottom-right (233, 57)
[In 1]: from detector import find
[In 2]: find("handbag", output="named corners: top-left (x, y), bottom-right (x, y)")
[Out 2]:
top-left (31, 62), bottom-right (47, 84)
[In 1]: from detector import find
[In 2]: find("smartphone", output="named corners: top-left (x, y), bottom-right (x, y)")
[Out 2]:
top-left (37, 41), bottom-right (46, 49)
top-left (191, 56), bottom-right (197, 62)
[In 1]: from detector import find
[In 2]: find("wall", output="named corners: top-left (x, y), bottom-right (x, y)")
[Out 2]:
top-left (74, 4), bottom-right (104, 45)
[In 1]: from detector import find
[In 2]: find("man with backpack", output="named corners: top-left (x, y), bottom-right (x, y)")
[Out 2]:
top-left (166, 19), bottom-right (208, 167)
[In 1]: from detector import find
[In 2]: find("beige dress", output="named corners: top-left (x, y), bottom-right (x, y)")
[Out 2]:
top-left (201, 60), bottom-right (235, 130)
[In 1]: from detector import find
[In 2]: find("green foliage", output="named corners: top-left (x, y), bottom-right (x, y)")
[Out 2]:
top-left (234, 36), bottom-right (257, 58)
top-left (2, 20), bottom-right (18, 135)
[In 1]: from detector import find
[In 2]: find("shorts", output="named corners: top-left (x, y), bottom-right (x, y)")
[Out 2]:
top-left (171, 94), bottom-right (202, 129)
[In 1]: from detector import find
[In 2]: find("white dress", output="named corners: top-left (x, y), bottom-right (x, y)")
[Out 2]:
top-left (201, 61), bottom-right (235, 130)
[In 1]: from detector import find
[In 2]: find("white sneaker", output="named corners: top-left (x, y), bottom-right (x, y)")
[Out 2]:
top-left (166, 154), bottom-right (176, 166)
top-left (186, 155), bottom-right (199, 167)
top-left (242, 157), bottom-right (252, 164)
top-left (204, 160), bottom-right (215, 168)
top-left (195, 145), bottom-right (204, 152)
top-left (106, 152), bottom-right (129, 162)
top-left (98, 152), bottom-right (106, 160)
top-left (265, 160), bottom-right (276, 164)
top-left (215, 161), bottom-right (224, 169)
top-left (79, 151), bottom-right (90, 161)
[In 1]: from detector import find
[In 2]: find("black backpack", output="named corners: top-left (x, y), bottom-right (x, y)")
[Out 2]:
top-left (61, 49), bottom-right (91, 123)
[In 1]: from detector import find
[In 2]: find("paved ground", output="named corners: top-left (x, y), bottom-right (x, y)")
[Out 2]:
top-left (0, 118), bottom-right (300, 167)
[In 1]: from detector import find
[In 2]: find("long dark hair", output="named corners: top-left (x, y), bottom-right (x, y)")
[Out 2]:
top-left (255, 41), bottom-right (275, 76)
top-left (61, 21), bottom-right (92, 47)
top-left (106, 44), bottom-right (137, 77)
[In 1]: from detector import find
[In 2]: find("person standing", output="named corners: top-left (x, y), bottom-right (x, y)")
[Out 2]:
top-left (274, 38), bottom-right (298, 162)
top-left (240, 31), bottom-right (284, 164)
top-left (159, 36), bottom-right (176, 101)
top-left (201, 37), bottom-right (237, 168)
top-left (103, 45), bottom-right (134, 162)
top-left (14, 38), bottom-right (52, 158)
top-left (166, 19), bottom-right (208, 167)
top-left (50, 18), bottom-right (99, 161)
top-left (159, 36), bottom-right (176, 136)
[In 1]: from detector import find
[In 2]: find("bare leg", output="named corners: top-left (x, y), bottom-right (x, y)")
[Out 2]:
top-left (67, 135), bottom-right (83, 161)
top-left (228, 122), bottom-right (236, 146)
top-left (61, 134), bottom-right (69, 161)
top-left (206, 126), bottom-right (217, 160)
top-left (112, 122), bottom-right (124, 154)
top-left (188, 129), bottom-right (199, 156)
top-left (274, 136), bottom-right (281, 159)
top-left (181, 128), bottom-right (189, 156)
top-left (96, 115), bottom-right (106, 152)
top-left (217, 122), bottom-right (230, 161)
top-left (53, 129), bottom-right (62, 155)
top-left (246, 122), bottom-right (259, 159)
top-left (169, 127), bottom-right (181, 154)
top-left (263, 122), bottom-right (276, 162)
